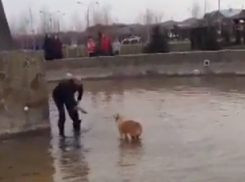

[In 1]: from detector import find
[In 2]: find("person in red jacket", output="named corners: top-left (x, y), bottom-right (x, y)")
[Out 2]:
top-left (87, 36), bottom-right (96, 57)
top-left (100, 33), bottom-right (111, 56)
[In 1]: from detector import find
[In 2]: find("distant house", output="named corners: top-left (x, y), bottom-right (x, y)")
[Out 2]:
top-left (232, 9), bottom-right (245, 20)
top-left (203, 8), bottom-right (243, 24)
top-left (160, 20), bottom-right (178, 29)
top-left (177, 18), bottom-right (200, 28)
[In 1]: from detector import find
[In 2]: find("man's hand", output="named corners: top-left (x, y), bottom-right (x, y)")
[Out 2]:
top-left (76, 106), bottom-right (88, 114)
top-left (73, 100), bottom-right (80, 111)
top-left (74, 105), bottom-right (78, 110)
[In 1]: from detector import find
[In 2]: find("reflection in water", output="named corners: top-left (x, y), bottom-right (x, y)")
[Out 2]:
top-left (51, 136), bottom-right (90, 182)
top-left (3, 77), bottom-right (245, 182)
top-left (117, 140), bottom-right (144, 182)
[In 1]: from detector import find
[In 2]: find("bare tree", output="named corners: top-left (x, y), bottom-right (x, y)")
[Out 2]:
top-left (154, 12), bottom-right (163, 24)
top-left (101, 4), bottom-right (112, 25)
top-left (51, 15), bottom-right (60, 32)
top-left (0, 0), bottom-right (14, 50)
top-left (91, 8), bottom-right (102, 25)
top-left (38, 7), bottom-right (54, 34)
top-left (70, 11), bottom-right (84, 31)
top-left (142, 9), bottom-right (154, 25)
top-left (9, 9), bottom-right (38, 35)
top-left (191, 1), bottom-right (202, 18)
top-left (9, 17), bottom-right (19, 36)
top-left (139, 9), bottom-right (164, 42)
top-left (8, 12), bottom-right (31, 49)
top-left (203, 0), bottom-right (210, 15)
top-left (141, 8), bottom-right (163, 25)
top-left (91, 3), bottom-right (112, 25)
top-left (8, 8), bottom-right (38, 49)
top-left (17, 14), bottom-right (30, 35)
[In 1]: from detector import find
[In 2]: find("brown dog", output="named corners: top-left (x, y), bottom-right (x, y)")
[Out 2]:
top-left (113, 113), bottom-right (142, 141)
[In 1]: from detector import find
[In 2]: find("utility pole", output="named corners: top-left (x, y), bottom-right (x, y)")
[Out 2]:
top-left (218, 0), bottom-right (221, 35)
top-left (204, 0), bottom-right (207, 15)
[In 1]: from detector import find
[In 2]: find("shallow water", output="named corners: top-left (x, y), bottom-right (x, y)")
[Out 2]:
top-left (1, 77), bottom-right (245, 182)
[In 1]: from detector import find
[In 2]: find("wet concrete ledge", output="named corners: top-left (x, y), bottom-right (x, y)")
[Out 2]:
top-left (46, 49), bottom-right (245, 82)
top-left (0, 127), bottom-right (50, 140)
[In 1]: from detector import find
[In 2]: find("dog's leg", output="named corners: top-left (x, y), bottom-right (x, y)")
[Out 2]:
top-left (127, 134), bottom-right (133, 142)
top-left (120, 132), bottom-right (124, 140)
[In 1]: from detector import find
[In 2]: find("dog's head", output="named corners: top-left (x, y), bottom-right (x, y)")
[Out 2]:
top-left (113, 113), bottom-right (122, 122)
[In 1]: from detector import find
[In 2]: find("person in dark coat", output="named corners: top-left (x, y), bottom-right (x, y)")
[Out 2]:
top-left (43, 34), bottom-right (53, 60)
top-left (143, 25), bottom-right (169, 53)
top-left (95, 32), bottom-right (112, 56)
top-left (52, 75), bottom-right (84, 137)
top-left (95, 32), bottom-right (103, 56)
top-left (53, 35), bottom-right (63, 59)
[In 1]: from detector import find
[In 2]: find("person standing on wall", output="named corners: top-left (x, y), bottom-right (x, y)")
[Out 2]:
top-left (87, 36), bottom-right (96, 57)
top-left (96, 32), bottom-right (111, 56)
top-left (101, 33), bottom-right (111, 56)
top-left (52, 75), bottom-right (84, 137)
top-left (112, 38), bottom-right (121, 55)
top-left (43, 34), bottom-right (53, 61)
top-left (53, 35), bottom-right (63, 59)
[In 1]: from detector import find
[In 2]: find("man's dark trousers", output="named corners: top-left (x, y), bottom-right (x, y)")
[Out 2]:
top-left (53, 95), bottom-right (81, 136)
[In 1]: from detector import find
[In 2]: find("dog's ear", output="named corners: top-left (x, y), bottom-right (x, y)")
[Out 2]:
top-left (114, 113), bottom-right (119, 121)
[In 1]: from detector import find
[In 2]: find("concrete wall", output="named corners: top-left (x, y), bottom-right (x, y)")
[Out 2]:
top-left (2, 49), bottom-right (244, 135)
top-left (0, 51), bottom-right (49, 136)
top-left (46, 50), bottom-right (245, 82)
top-left (35, 42), bottom-right (191, 59)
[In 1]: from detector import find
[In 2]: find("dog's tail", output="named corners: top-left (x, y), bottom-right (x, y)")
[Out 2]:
top-left (136, 123), bottom-right (142, 136)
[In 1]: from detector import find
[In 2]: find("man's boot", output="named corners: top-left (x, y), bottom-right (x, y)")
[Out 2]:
top-left (73, 120), bottom-right (81, 136)
top-left (58, 121), bottom-right (65, 138)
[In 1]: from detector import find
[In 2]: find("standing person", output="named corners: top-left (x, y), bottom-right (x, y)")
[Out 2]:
top-left (96, 32), bottom-right (103, 56)
top-left (101, 33), bottom-right (111, 56)
top-left (50, 35), bottom-right (56, 60)
top-left (87, 36), bottom-right (96, 57)
top-left (43, 34), bottom-right (53, 60)
top-left (54, 35), bottom-right (63, 59)
top-left (112, 38), bottom-right (121, 55)
top-left (52, 75), bottom-right (84, 137)
top-left (96, 32), bottom-right (111, 56)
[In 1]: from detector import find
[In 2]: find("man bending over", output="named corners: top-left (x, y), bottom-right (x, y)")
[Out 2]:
top-left (52, 75), bottom-right (83, 137)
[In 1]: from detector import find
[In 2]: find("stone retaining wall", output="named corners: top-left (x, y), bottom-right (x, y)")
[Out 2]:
top-left (0, 51), bottom-right (49, 136)
top-left (46, 50), bottom-right (245, 82)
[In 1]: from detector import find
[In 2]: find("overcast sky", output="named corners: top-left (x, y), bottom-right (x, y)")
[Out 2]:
top-left (2, 0), bottom-right (245, 30)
